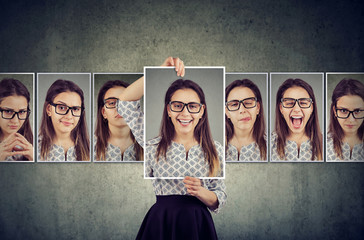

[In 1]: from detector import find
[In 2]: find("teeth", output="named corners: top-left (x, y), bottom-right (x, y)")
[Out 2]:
top-left (291, 116), bottom-right (302, 119)
top-left (179, 120), bottom-right (192, 123)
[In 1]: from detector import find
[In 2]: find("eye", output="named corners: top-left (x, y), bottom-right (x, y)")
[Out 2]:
top-left (58, 105), bottom-right (67, 111)
top-left (72, 107), bottom-right (81, 112)
top-left (339, 109), bottom-right (348, 113)
top-left (4, 110), bottom-right (14, 114)
top-left (173, 103), bottom-right (182, 108)
top-left (19, 110), bottom-right (27, 114)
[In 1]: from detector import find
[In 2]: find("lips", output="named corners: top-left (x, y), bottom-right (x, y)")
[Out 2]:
top-left (291, 116), bottom-right (303, 129)
top-left (239, 117), bottom-right (251, 122)
top-left (9, 125), bottom-right (19, 130)
top-left (61, 121), bottom-right (73, 126)
top-left (178, 119), bottom-right (192, 126)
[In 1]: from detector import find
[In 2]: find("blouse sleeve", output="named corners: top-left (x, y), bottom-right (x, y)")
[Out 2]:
top-left (203, 179), bottom-right (227, 214)
top-left (116, 100), bottom-right (144, 147)
top-left (203, 140), bottom-right (227, 213)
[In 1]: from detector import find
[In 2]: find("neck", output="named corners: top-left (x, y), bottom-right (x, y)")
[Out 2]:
top-left (287, 131), bottom-right (309, 146)
top-left (108, 124), bottom-right (131, 140)
top-left (54, 131), bottom-right (72, 145)
top-left (233, 127), bottom-right (254, 141)
top-left (173, 132), bottom-right (197, 146)
top-left (343, 132), bottom-right (360, 145)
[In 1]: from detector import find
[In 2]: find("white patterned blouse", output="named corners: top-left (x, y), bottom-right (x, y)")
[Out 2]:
top-left (146, 137), bottom-right (226, 213)
top-left (94, 100), bottom-right (144, 161)
top-left (270, 132), bottom-right (321, 161)
top-left (226, 142), bottom-right (264, 161)
top-left (326, 134), bottom-right (364, 161)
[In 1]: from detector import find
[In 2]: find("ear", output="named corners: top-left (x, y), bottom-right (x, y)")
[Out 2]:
top-left (46, 104), bottom-right (52, 116)
top-left (256, 102), bottom-right (260, 115)
top-left (167, 104), bottom-right (171, 117)
top-left (225, 107), bottom-right (231, 119)
top-left (333, 105), bottom-right (337, 117)
top-left (101, 107), bottom-right (107, 119)
top-left (199, 104), bottom-right (205, 119)
top-left (279, 103), bottom-right (283, 114)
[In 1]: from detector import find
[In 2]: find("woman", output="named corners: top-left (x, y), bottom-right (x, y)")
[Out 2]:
top-left (0, 78), bottom-right (33, 161)
top-left (271, 78), bottom-right (323, 161)
top-left (225, 79), bottom-right (266, 161)
top-left (327, 78), bottom-right (364, 161)
top-left (38, 79), bottom-right (90, 161)
top-left (137, 69), bottom-right (226, 239)
top-left (95, 80), bottom-right (143, 161)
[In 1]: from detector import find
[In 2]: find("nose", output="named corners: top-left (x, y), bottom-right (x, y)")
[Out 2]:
top-left (9, 114), bottom-right (20, 123)
top-left (64, 109), bottom-right (73, 118)
top-left (292, 101), bottom-right (301, 112)
top-left (181, 104), bottom-right (190, 115)
top-left (239, 102), bottom-right (247, 113)
top-left (347, 112), bottom-right (356, 121)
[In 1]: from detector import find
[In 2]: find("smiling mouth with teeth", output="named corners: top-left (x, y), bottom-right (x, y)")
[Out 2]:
top-left (291, 116), bottom-right (303, 129)
top-left (178, 119), bottom-right (193, 126)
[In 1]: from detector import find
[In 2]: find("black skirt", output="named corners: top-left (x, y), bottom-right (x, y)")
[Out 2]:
top-left (136, 195), bottom-right (217, 240)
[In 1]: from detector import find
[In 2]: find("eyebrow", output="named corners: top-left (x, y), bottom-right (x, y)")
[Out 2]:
top-left (0, 106), bottom-right (28, 110)
top-left (336, 106), bottom-right (364, 110)
top-left (55, 101), bottom-right (81, 107)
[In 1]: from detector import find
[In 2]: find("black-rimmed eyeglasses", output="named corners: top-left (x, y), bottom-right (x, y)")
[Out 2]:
top-left (169, 101), bottom-right (203, 113)
top-left (0, 108), bottom-right (30, 120)
top-left (50, 103), bottom-right (83, 117)
top-left (104, 97), bottom-right (118, 109)
top-left (335, 108), bottom-right (364, 119)
top-left (281, 98), bottom-right (313, 108)
top-left (226, 97), bottom-right (257, 111)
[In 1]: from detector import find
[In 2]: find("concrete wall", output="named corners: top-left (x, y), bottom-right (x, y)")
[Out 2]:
top-left (1, 0), bottom-right (363, 239)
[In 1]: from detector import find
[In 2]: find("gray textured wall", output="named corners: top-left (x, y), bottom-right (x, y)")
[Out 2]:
top-left (1, 0), bottom-right (364, 239)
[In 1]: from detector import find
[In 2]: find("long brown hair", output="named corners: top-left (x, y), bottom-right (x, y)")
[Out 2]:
top-left (0, 78), bottom-right (33, 155)
top-left (275, 78), bottom-right (322, 160)
top-left (95, 80), bottom-right (143, 161)
top-left (39, 79), bottom-right (90, 161)
top-left (156, 79), bottom-right (220, 177)
top-left (328, 79), bottom-right (364, 159)
top-left (225, 79), bottom-right (266, 159)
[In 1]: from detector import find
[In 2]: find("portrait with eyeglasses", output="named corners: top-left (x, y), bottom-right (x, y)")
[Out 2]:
top-left (0, 75), bottom-right (34, 162)
top-left (270, 73), bottom-right (324, 162)
top-left (145, 67), bottom-right (224, 179)
top-left (327, 74), bottom-right (364, 162)
top-left (93, 73), bottom-right (144, 162)
top-left (225, 73), bottom-right (268, 162)
top-left (37, 74), bottom-right (91, 162)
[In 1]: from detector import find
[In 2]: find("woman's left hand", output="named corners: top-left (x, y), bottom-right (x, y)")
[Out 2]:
top-left (183, 176), bottom-right (219, 210)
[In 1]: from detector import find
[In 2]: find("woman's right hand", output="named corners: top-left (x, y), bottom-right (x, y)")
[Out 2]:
top-left (161, 57), bottom-right (185, 77)
top-left (118, 57), bottom-right (186, 101)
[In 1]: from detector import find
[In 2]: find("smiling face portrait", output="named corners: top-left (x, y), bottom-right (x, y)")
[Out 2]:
top-left (279, 86), bottom-right (313, 136)
top-left (167, 88), bottom-right (205, 138)
top-left (38, 78), bottom-right (90, 161)
top-left (46, 91), bottom-right (82, 136)
top-left (225, 86), bottom-right (260, 134)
